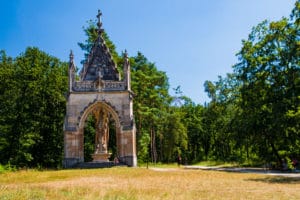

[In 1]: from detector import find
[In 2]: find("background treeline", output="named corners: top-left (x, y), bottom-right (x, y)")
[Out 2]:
top-left (0, 49), bottom-right (68, 168)
top-left (0, 2), bottom-right (299, 168)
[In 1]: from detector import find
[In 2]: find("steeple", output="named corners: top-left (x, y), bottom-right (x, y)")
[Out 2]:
top-left (80, 10), bottom-right (119, 81)
top-left (68, 50), bottom-right (76, 92)
top-left (69, 50), bottom-right (74, 64)
top-left (123, 50), bottom-right (131, 91)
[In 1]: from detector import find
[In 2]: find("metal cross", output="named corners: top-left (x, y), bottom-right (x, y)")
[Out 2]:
top-left (97, 10), bottom-right (102, 28)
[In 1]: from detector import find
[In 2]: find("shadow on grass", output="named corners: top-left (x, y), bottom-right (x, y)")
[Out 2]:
top-left (247, 176), bottom-right (300, 184)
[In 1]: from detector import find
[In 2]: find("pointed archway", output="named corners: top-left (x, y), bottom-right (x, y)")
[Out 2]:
top-left (80, 101), bottom-right (121, 163)
top-left (63, 10), bottom-right (136, 168)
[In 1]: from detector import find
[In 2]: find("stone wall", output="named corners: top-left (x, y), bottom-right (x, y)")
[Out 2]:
top-left (63, 90), bottom-right (136, 168)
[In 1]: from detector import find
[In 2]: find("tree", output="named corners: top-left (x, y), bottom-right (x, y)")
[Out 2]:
top-left (131, 52), bottom-right (172, 163)
top-left (233, 1), bottom-right (300, 164)
top-left (0, 51), bottom-right (17, 164)
top-left (203, 74), bottom-right (241, 162)
top-left (180, 102), bottom-right (206, 162)
top-left (0, 48), bottom-right (68, 168)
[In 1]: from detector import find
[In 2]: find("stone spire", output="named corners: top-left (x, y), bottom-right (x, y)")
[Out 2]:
top-left (123, 50), bottom-right (131, 91)
top-left (80, 10), bottom-right (119, 81)
top-left (69, 50), bottom-right (74, 64)
top-left (68, 50), bottom-right (76, 92)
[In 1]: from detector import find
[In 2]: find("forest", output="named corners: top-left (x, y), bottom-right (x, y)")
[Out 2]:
top-left (0, 2), bottom-right (299, 169)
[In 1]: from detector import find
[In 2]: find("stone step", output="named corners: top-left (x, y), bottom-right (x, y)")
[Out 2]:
top-left (74, 161), bottom-right (127, 169)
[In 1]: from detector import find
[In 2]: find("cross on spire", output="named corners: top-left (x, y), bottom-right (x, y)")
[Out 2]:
top-left (97, 10), bottom-right (103, 30)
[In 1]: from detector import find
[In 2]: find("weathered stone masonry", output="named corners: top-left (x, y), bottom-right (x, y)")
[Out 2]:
top-left (63, 10), bottom-right (137, 168)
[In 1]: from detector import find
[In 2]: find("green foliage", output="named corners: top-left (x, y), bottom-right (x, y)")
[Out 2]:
top-left (161, 110), bottom-right (188, 162)
top-left (83, 115), bottom-right (96, 162)
top-left (0, 162), bottom-right (17, 173)
top-left (137, 131), bottom-right (150, 162)
top-left (233, 3), bottom-right (300, 163)
top-left (0, 47), bottom-right (68, 168)
top-left (131, 52), bottom-right (175, 163)
top-left (200, 1), bottom-right (300, 165)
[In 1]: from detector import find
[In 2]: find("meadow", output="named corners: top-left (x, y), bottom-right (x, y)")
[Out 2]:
top-left (1, 166), bottom-right (300, 200)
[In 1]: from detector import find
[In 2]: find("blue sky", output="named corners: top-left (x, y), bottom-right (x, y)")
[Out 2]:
top-left (0, 0), bottom-right (296, 104)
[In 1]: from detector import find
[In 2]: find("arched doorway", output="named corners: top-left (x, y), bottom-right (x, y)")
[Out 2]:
top-left (80, 102), bottom-right (121, 163)
top-left (83, 115), bottom-right (117, 162)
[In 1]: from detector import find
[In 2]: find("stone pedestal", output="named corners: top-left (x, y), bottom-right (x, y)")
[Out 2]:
top-left (92, 153), bottom-right (112, 162)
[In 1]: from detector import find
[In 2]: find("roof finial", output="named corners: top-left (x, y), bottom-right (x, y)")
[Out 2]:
top-left (124, 49), bottom-right (128, 58)
top-left (97, 10), bottom-right (103, 31)
top-left (69, 50), bottom-right (74, 62)
top-left (124, 49), bottom-right (129, 67)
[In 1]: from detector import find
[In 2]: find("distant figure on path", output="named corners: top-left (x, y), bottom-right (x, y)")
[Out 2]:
top-left (177, 155), bottom-right (182, 167)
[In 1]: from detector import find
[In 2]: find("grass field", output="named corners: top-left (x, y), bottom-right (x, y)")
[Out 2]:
top-left (1, 167), bottom-right (300, 200)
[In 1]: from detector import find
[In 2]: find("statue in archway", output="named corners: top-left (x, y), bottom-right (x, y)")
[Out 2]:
top-left (94, 109), bottom-right (109, 154)
top-left (90, 108), bottom-right (112, 162)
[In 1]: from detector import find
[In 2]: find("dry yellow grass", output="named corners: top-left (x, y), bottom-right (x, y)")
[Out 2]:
top-left (0, 167), bottom-right (300, 200)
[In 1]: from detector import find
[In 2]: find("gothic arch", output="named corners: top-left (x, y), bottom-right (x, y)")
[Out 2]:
top-left (77, 101), bottom-right (122, 163)
top-left (78, 101), bottom-right (121, 130)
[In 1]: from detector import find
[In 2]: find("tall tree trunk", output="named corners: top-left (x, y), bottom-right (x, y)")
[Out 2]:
top-left (270, 141), bottom-right (281, 164)
top-left (150, 128), bottom-right (153, 162)
top-left (159, 135), bottom-right (163, 162)
top-left (150, 127), bottom-right (157, 163)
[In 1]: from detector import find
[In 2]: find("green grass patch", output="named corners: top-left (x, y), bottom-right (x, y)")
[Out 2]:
top-left (192, 160), bottom-right (239, 167)
top-left (0, 163), bottom-right (17, 174)
top-left (138, 162), bottom-right (179, 168)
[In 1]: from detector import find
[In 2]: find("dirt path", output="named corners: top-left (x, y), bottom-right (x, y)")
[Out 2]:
top-left (184, 165), bottom-right (300, 177)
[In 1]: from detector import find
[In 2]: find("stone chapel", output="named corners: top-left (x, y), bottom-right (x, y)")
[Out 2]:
top-left (63, 10), bottom-right (137, 168)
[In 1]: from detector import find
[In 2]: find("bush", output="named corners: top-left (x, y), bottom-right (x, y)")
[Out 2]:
top-left (0, 163), bottom-right (17, 173)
